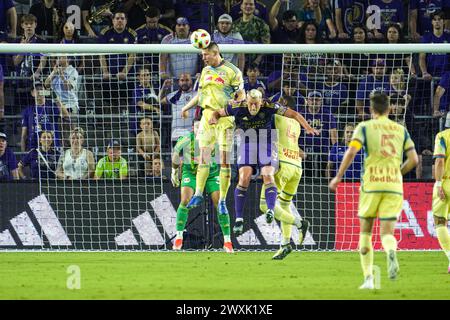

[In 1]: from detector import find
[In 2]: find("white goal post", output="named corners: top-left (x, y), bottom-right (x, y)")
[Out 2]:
top-left (0, 43), bottom-right (445, 251)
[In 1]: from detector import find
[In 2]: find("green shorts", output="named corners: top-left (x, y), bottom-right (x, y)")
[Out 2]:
top-left (181, 166), bottom-right (220, 194)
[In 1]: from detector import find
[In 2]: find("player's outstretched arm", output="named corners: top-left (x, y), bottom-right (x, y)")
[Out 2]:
top-left (284, 108), bottom-right (319, 135)
top-left (181, 93), bottom-right (199, 118)
top-left (329, 145), bottom-right (359, 192)
top-left (400, 148), bottom-right (419, 176)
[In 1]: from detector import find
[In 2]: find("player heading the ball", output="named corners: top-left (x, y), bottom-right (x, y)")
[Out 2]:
top-left (209, 89), bottom-right (318, 251)
top-left (181, 42), bottom-right (245, 217)
top-left (329, 91), bottom-right (419, 289)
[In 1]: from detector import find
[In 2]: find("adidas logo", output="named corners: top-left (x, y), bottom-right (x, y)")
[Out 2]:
top-left (0, 193), bottom-right (316, 248)
top-left (0, 195), bottom-right (72, 247)
top-left (115, 195), bottom-right (316, 247)
top-left (235, 202), bottom-right (316, 246)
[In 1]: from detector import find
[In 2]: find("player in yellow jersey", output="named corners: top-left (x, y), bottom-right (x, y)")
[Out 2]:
top-left (181, 42), bottom-right (245, 216)
top-left (260, 114), bottom-right (310, 260)
top-left (432, 128), bottom-right (450, 273)
top-left (329, 91), bottom-right (418, 289)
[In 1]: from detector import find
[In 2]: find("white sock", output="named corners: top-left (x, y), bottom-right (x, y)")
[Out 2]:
top-left (224, 235), bottom-right (231, 243)
top-left (236, 218), bottom-right (243, 222)
top-left (176, 231), bottom-right (183, 239)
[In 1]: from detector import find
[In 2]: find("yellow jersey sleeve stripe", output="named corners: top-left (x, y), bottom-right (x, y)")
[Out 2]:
top-left (440, 136), bottom-right (446, 151)
top-left (362, 126), bottom-right (368, 154)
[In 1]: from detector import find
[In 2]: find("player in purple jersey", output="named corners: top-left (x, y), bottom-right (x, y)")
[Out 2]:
top-left (209, 89), bottom-right (318, 235)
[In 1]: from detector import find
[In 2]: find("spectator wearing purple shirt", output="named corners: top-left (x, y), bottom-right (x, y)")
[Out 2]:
top-left (244, 65), bottom-right (266, 97)
top-left (410, 0), bottom-right (446, 41)
top-left (335, 0), bottom-right (368, 40)
top-left (326, 123), bottom-right (362, 180)
top-left (310, 60), bottom-right (349, 115)
top-left (420, 11), bottom-right (450, 79)
top-left (160, 17), bottom-right (199, 79)
top-left (212, 14), bottom-right (245, 71)
top-left (21, 83), bottom-right (62, 152)
top-left (0, 0), bottom-right (16, 38)
top-left (135, 8), bottom-right (172, 44)
top-left (129, 68), bottom-right (160, 136)
top-left (12, 14), bottom-right (48, 111)
top-left (367, 0), bottom-right (405, 40)
top-left (356, 58), bottom-right (391, 119)
top-left (299, 91), bottom-right (338, 178)
top-left (433, 71), bottom-right (450, 117)
top-left (18, 130), bottom-right (59, 180)
top-left (99, 11), bottom-right (136, 113)
top-left (0, 132), bottom-right (19, 181)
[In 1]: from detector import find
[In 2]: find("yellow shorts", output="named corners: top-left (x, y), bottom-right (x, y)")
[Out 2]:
top-left (432, 186), bottom-right (450, 219)
top-left (274, 162), bottom-right (302, 202)
top-left (358, 191), bottom-right (403, 220)
top-left (198, 109), bottom-right (234, 152)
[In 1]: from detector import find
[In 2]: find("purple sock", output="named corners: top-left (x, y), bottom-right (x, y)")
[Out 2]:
top-left (234, 185), bottom-right (248, 219)
top-left (265, 184), bottom-right (278, 211)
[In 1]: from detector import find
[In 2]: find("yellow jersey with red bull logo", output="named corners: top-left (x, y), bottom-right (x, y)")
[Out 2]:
top-left (198, 59), bottom-right (244, 111)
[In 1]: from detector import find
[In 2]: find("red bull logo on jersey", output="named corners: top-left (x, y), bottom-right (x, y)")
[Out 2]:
top-left (205, 74), bottom-right (225, 84)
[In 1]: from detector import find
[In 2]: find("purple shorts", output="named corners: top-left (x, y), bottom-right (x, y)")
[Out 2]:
top-left (236, 134), bottom-right (278, 173)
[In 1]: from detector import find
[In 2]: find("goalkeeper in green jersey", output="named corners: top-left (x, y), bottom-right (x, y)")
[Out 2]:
top-left (94, 140), bottom-right (128, 180)
top-left (171, 119), bottom-right (233, 253)
top-left (260, 114), bottom-right (310, 260)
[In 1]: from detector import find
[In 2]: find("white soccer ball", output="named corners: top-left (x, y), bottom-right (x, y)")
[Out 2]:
top-left (190, 29), bottom-right (211, 49)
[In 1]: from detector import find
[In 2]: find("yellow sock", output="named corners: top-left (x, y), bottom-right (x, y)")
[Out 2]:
top-left (359, 233), bottom-right (373, 278)
top-left (381, 234), bottom-right (397, 253)
top-left (219, 167), bottom-right (231, 201)
top-left (194, 164), bottom-right (210, 195)
top-left (281, 221), bottom-right (292, 244)
top-left (436, 225), bottom-right (450, 255)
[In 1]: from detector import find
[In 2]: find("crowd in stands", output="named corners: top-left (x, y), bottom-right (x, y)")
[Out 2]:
top-left (0, 0), bottom-right (446, 182)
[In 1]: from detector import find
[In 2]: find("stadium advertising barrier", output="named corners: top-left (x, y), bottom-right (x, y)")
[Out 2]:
top-left (0, 180), bottom-right (334, 250)
top-left (335, 182), bottom-right (443, 250)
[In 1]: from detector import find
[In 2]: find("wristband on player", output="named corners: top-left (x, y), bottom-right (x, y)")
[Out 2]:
top-left (435, 181), bottom-right (442, 187)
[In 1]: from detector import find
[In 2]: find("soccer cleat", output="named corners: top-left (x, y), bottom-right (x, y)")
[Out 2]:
top-left (186, 195), bottom-right (204, 209)
top-left (272, 244), bottom-right (293, 260)
top-left (223, 241), bottom-right (234, 253)
top-left (218, 200), bottom-right (229, 215)
top-left (387, 250), bottom-right (400, 280)
top-left (298, 219), bottom-right (310, 246)
top-left (359, 275), bottom-right (375, 290)
top-left (173, 238), bottom-right (183, 250)
top-left (233, 220), bottom-right (244, 236)
top-left (265, 209), bottom-right (274, 224)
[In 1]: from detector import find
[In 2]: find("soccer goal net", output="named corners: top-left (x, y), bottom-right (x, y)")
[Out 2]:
top-left (0, 43), bottom-right (444, 251)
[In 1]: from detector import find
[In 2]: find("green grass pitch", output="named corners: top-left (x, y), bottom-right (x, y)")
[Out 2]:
top-left (0, 251), bottom-right (449, 300)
